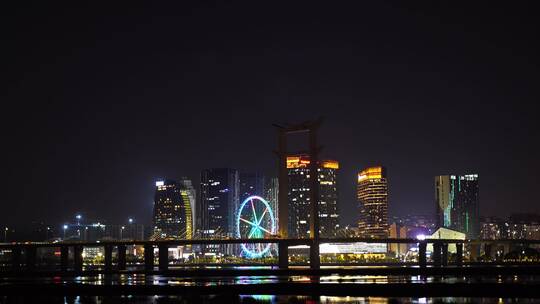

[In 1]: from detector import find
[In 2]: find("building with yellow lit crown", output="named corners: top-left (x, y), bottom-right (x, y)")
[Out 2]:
top-left (287, 155), bottom-right (340, 238)
top-left (152, 180), bottom-right (193, 240)
top-left (357, 166), bottom-right (388, 238)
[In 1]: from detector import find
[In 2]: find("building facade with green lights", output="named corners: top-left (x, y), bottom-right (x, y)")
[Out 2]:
top-left (435, 174), bottom-right (479, 239)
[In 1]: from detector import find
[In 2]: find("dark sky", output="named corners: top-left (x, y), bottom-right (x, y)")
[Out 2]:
top-left (2, 2), bottom-right (539, 228)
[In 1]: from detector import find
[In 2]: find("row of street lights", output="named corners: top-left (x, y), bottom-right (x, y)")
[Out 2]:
top-left (118, 218), bottom-right (135, 239)
top-left (3, 214), bottom-right (133, 242)
top-left (62, 214), bottom-right (136, 240)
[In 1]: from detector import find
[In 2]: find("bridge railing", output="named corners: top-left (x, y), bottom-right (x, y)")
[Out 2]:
top-left (0, 238), bottom-right (539, 273)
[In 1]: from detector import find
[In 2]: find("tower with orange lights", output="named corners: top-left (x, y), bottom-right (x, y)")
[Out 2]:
top-left (287, 155), bottom-right (340, 238)
top-left (357, 166), bottom-right (388, 238)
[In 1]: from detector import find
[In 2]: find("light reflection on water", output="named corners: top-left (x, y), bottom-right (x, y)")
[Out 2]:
top-left (3, 274), bottom-right (540, 286)
top-left (2, 271), bottom-right (540, 303)
top-left (0, 295), bottom-right (536, 303)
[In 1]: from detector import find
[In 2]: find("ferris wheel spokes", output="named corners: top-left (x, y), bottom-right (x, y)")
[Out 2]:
top-left (236, 195), bottom-right (277, 258)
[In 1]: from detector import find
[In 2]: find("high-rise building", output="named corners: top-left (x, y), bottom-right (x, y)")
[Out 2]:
top-left (178, 177), bottom-right (197, 233)
top-left (435, 174), bottom-right (479, 239)
top-left (265, 177), bottom-right (279, 227)
top-left (287, 155), bottom-right (339, 238)
top-left (153, 180), bottom-right (193, 240)
top-left (357, 166), bottom-right (388, 238)
top-left (239, 172), bottom-right (265, 203)
top-left (200, 168), bottom-right (239, 238)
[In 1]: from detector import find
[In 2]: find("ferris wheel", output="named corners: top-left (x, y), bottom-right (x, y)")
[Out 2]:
top-left (235, 195), bottom-right (276, 258)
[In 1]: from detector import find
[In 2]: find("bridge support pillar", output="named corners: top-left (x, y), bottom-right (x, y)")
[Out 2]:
top-left (470, 243), bottom-right (480, 262)
top-left (11, 247), bottom-right (21, 271)
top-left (104, 245), bottom-right (113, 272)
top-left (117, 244), bottom-right (127, 271)
top-left (418, 242), bottom-right (427, 268)
top-left (456, 243), bottom-right (463, 266)
top-left (310, 240), bottom-right (320, 269)
top-left (73, 245), bottom-right (83, 273)
top-left (441, 243), bottom-right (448, 266)
top-left (433, 243), bottom-right (442, 267)
top-left (278, 242), bottom-right (289, 269)
top-left (503, 243), bottom-right (510, 257)
top-left (484, 244), bottom-right (492, 261)
top-left (60, 246), bottom-right (69, 272)
top-left (144, 244), bottom-right (154, 272)
top-left (158, 244), bottom-right (168, 272)
top-left (25, 246), bottom-right (37, 271)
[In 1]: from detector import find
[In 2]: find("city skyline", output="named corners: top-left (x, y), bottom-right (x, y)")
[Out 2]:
top-left (3, 163), bottom-right (490, 233)
top-left (52, 165), bottom-right (479, 228)
top-left (2, 2), bottom-right (539, 302)
top-left (3, 144), bottom-right (506, 230)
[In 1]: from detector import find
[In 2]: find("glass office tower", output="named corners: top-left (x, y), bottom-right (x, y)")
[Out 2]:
top-left (435, 174), bottom-right (479, 239)
top-left (199, 168), bottom-right (239, 238)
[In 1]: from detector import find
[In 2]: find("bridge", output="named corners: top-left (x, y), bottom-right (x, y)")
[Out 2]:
top-left (1, 237), bottom-right (540, 298)
top-left (1, 237), bottom-right (539, 276)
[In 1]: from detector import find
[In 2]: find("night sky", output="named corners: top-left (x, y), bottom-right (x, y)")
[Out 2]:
top-left (2, 2), bottom-right (539, 228)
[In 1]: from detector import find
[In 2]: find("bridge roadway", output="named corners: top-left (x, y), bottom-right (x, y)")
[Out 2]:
top-left (0, 238), bottom-right (539, 275)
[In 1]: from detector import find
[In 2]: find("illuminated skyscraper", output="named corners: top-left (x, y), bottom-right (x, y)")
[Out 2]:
top-left (265, 177), bottom-right (279, 226)
top-left (239, 172), bottom-right (265, 202)
top-left (435, 174), bottom-right (479, 239)
top-left (287, 155), bottom-right (339, 238)
top-left (239, 172), bottom-right (278, 235)
top-left (357, 166), bottom-right (388, 238)
top-left (200, 168), bottom-right (239, 238)
top-left (152, 180), bottom-right (193, 240)
top-left (178, 177), bottom-right (197, 233)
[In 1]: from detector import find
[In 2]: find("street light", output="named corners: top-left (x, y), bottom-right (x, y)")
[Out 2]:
top-left (120, 226), bottom-right (125, 240)
top-left (63, 224), bottom-right (68, 239)
top-left (76, 214), bottom-right (82, 225)
top-left (4, 227), bottom-right (8, 243)
top-left (128, 218), bottom-right (134, 224)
